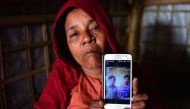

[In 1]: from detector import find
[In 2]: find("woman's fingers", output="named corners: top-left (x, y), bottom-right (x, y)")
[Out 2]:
top-left (131, 101), bottom-right (146, 109)
top-left (132, 94), bottom-right (148, 109)
top-left (132, 77), bottom-right (148, 109)
top-left (89, 100), bottom-right (104, 109)
top-left (133, 77), bottom-right (138, 95)
top-left (133, 93), bottom-right (148, 102)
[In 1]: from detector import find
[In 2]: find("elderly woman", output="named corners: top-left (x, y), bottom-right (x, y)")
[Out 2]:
top-left (35, 0), bottom-right (163, 109)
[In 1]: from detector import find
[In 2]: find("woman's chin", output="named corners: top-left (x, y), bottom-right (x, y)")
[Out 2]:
top-left (82, 59), bottom-right (101, 69)
top-left (84, 61), bottom-right (101, 69)
top-left (79, 54), bottom-right (102, 70)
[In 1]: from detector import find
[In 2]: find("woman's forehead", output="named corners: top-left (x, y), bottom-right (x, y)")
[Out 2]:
top-left (66, 8), bottom-right (92, 21)
top-left (65, 8), bottom-right (95, 30)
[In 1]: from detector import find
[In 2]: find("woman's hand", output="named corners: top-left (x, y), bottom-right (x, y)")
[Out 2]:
top-left (89, 100), bottom-right (104, 109)
top-left (132, 78), bottom-right (148, 109)
top-left (88, 78), bottom-right (148, 109)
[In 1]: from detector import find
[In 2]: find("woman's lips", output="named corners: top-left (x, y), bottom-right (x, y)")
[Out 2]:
top-left (84, 50), bottom-right (101, 57)
top-left (83, 46), bottom-right (102, 58)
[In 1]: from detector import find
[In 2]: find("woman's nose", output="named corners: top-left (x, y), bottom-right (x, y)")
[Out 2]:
top-left (82, 31), bottom-right (95, 45)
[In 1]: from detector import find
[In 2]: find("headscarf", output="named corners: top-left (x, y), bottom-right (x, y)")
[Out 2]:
top-left (35, 0), bottom-right (121, 108)
top-left (52, 0), bottom-right (120, 64)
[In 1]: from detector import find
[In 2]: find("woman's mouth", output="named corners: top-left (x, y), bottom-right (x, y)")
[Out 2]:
top-left (84, 50), bottom-right (101, 57)
top-left (83, 46), bottom-right (102, 58)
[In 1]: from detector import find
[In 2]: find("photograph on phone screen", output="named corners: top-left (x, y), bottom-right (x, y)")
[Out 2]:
top-left (105, 60), bottom-right (131, 103)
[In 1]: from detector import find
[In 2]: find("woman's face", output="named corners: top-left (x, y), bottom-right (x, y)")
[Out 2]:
top-left (65, 8), bottom-right (107, 70)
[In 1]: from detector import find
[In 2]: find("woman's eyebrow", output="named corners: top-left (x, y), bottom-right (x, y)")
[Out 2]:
top-left (67, 25), bottom-right (77, 32)
top-left (67, 19), bottom-right (95, 33)
top-left (88, 19), bottom-right (95, 24)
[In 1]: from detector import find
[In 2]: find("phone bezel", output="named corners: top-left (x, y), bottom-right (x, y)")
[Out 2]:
top-left (103, 54), bottom-right (132, 108)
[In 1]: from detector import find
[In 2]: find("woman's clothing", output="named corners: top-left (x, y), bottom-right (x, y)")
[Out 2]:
top-left (67, 73), bottom-right (102, 109)
top-left (35, 0), bottom-right (164, 109)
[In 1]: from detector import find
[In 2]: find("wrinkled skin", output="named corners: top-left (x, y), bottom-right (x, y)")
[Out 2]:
top-left (65, 8), bottom-right (106, 79)
top-left (65, 8), bottom-right (148, 109)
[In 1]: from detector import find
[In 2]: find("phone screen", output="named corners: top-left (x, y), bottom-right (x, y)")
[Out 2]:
top-left (104, 60), bottom-right (131, 104)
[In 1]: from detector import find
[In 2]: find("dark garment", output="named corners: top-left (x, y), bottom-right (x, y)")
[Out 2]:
top-left (118, 85), bottom-right (130, 99)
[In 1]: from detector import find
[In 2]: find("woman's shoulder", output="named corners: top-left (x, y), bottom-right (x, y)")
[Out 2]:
top-left (48, 58), bottom-right (79, 87)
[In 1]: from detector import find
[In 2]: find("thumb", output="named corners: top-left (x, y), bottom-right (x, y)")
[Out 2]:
top-left (133, 77), bottom-right (138, 95)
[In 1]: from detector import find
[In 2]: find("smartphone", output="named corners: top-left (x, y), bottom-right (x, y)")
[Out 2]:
top-left (103, 54), bottom-right (132, 109)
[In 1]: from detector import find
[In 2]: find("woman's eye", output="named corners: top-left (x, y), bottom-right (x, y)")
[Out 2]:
top-left (71, 32), bottom-right (78, 37)
top-left (92, 25), bottom-right (99, 30)
top-left (90, 24), bottom-right (99, 32)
